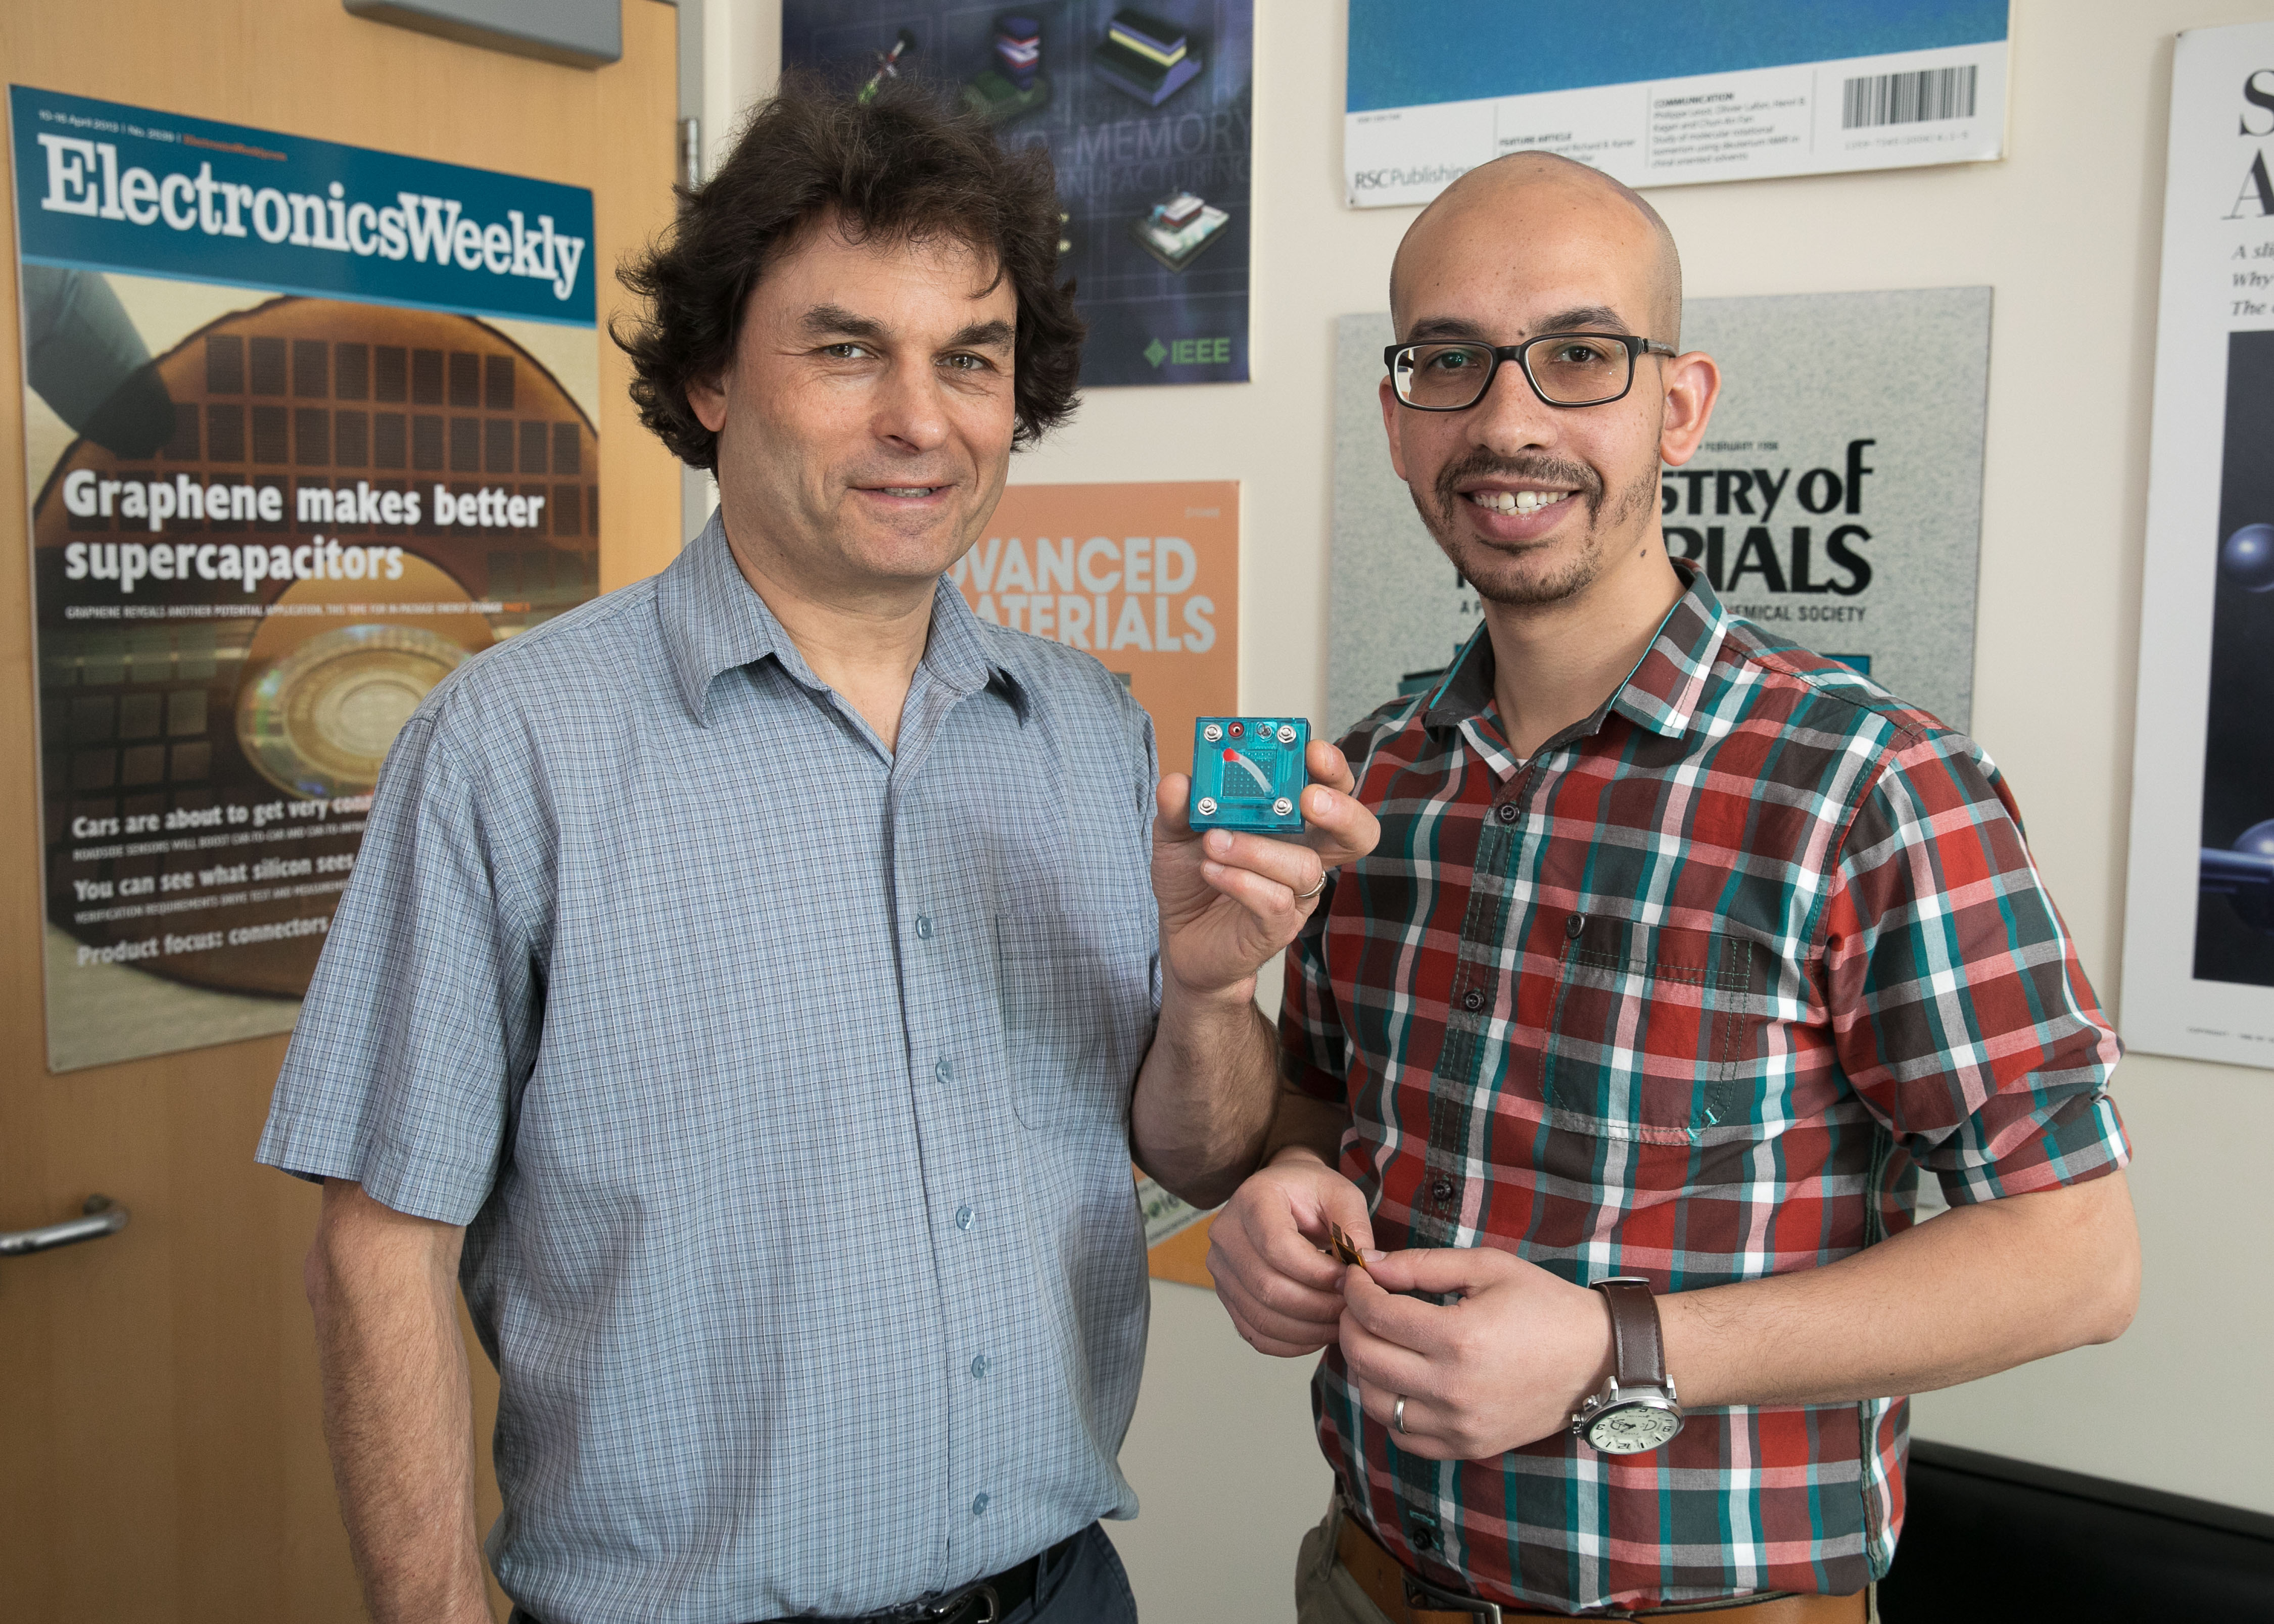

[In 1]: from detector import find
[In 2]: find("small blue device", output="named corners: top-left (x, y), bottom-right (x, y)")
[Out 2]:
top-left (1189, 716), bottom-right (1310, 833)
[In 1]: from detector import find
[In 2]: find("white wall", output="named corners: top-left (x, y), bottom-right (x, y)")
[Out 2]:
top-left (699, 3), bottom-right (2274, 1615)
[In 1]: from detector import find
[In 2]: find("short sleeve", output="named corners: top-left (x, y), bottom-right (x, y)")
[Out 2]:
top-left (1822, 731), bottom-right (2128, 1206)
top-left (253, 710), bottom-right (540, 1224)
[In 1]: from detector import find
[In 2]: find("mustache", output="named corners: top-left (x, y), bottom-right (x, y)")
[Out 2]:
top-left (1431, 450), bottom-right (1604, 523)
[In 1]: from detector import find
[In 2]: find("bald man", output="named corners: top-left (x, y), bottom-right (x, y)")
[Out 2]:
top-left (1169, 153), bottom-right (2139, 1620)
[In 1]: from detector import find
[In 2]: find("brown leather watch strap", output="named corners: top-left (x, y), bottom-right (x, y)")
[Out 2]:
top-left (1594, 1276), bottom-right (1668, 1389)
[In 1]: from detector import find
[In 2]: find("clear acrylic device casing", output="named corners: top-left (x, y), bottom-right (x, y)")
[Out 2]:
top-left (1188, 716), bottom-right (1309, 833)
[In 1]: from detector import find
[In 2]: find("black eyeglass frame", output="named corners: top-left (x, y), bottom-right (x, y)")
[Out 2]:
top-left (1382, 332), bottom-right (1678, 411)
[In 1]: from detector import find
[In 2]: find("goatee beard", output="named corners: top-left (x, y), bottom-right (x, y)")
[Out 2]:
top-left (1418, 451), bottom-right (1656, 607)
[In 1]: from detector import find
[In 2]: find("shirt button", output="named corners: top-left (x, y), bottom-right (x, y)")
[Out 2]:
top-left (1461, 988), bottom-right (1483, 1012)
top-left (1410, 1521), bottom-right (1438, 1551)
top-left (970, 1354), bottom-right (990, 1379)
top-left (971, 1493), bottom-right (990, 1516)
top-left (1431, 1175), bottom-right (1455, 1202)
top-left (955, 1204), bottom-right (975, 1232)
top-left (915, 914), bottom-right (933, 940)
top-left (1566, 912), bottom-right (1586, 939)
top-left (1496, 802), bottom-right (1518, 824)
top-left (935, 1058), bottom-right (955, 1083)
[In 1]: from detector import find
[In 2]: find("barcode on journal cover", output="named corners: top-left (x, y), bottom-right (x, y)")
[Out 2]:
top-left (1840, 65), bottom-right (1978, 130)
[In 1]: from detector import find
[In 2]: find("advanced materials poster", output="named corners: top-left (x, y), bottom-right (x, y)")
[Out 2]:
top-left (1328, 291), bottom-right (1988, 738)
top-left (12, 86), bottom-right (598, 1072)
top-left (2124, 23), bottom-right (2274, 1067)
top-left (782, 2), bottom-right (1252, 388)
top-left (1345, 1), bottom-right (2009, 207)
top-left (953, 479), bottom-right (1235, 1284)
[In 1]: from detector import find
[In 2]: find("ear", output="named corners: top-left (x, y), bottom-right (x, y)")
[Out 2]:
top-left (1656, 350), bottom-right (1720, 467)
top-left (1379, 375), bottom-right (1412, 484)
top-left (686, 368), bottom-right (730, 437)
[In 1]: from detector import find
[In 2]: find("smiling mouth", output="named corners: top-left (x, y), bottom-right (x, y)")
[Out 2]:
top-left (870, 485), bottom-right (944, 498)
top-left (1466, 489), bottom-right (1574, 515)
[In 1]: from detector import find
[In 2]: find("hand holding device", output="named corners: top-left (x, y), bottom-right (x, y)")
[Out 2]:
top-left (1150, 720), bottom-right (1379, 1006)
top-left (1337, 1246), bottom-right (1626, 1460)
top-left (1207, 1148), bottom-right (1377, 1357)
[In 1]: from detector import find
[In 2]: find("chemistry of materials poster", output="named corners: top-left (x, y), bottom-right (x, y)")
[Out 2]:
top-left (1328, 290), bottom-right (1988, 739)
top-left (11, 86), bottom-right (598, 1072)
top-left (782, 2), bottom-right (1252, 388)
top-left (2123, 23), bottom-right (2274, 1067)
top-left (955, 480), bottom-right (1235, 1283)
top-left (1344, 1), bottom-right (2009, 207)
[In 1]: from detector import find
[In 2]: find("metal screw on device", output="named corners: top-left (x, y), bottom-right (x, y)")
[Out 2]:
top-left (1273, 797), bottom-right (1293, 816)
top-left (1197, 797), bottom-right (1218, 816)
top-left (1203, 723), bottom-right (1223, 742)
top-left (1277, 724), bottom-right (1297, 744)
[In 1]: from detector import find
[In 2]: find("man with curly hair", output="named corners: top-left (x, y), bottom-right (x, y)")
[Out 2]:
top-left (257, 78), bottom-right (1379, 1624)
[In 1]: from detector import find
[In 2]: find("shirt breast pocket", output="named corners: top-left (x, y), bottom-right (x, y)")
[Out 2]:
top-left (1538, 914), bottom-right (1775, 1145)
top-left (996, 907), bottom-right (1158, 1134)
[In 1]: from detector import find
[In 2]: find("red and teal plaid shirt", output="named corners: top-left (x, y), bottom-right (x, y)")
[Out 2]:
top-left (1282, 564), bottom-right (2126, 1614)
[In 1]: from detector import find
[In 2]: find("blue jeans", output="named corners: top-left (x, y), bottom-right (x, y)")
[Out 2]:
top-left (1016, 1524), bottom-right (1140, 1622)
top-left (504, 1524), bottom-right (1138, 1624)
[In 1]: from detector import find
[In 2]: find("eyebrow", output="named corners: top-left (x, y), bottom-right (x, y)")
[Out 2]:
top-left (1403, 304), bottom-right (1634, 343)
top-left (945, 318), bottom-right (1017, 352)
top-left (797, 305), bottom-right (1017, 353)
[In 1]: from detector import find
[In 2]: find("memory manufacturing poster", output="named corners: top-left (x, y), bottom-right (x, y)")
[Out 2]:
top-left (2123, 22), bottom-right (2274, 1067)
top-left (12, 85), bottom-right (599, 1071)
top-left (1328, 291), bottom-right (1989, 740)
top-left (782, 2), bottom-right (1253, 387)
top-left (1345, 0), bottom-right (2009, 206)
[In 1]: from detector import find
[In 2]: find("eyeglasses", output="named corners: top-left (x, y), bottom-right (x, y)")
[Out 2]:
top-left (1384, 332), bottom-right (1676, 411)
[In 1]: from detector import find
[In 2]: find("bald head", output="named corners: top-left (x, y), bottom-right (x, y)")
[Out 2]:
top-left (1391, 151), bottom-right (1683, 349)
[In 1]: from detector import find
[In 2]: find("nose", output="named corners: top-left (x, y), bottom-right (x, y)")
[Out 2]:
top-left (1466, 351), bottom-right (1561, 455)
top-left (873, 354), bottom-right (951, 454)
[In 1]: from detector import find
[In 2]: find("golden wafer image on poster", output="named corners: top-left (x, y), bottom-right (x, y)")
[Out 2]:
top-left (13, 86), bottom-right (598, 1070)
top-left (953, 479), bottom-right (1237, 1286)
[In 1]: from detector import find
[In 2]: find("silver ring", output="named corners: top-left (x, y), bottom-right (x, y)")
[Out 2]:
top-left (1392, 1395), bottom-right (1407, 1434)
top-left (1297, 871), bottom-right (1326, 901)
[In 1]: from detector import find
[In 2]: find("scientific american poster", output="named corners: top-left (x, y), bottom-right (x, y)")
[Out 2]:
top-left (11, 86), bottom-right (598, 1071)
top-left (953, 480), bottom-right (1239, 1285)
top-left (782, 1), bottom-right (1253, 388)
top-left (1328, 291), bottom-right (1989, 739)
top-left (2123, 22), bottom-right (2274, 1067)
top-left (1344, 0), bottom-right (2010, 207)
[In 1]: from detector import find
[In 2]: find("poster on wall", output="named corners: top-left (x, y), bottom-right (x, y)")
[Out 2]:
top-left (1328, 290), bottom-right (1988, 738)
top-left (10, 86), bottom-right (598, 1073)
top-left (2122, 22), bottom-right (2274, 1068)
top-left (782, 1), bottom-right (1252, 389)
top-left (953, 479), bottom-right (1234, 1283)
top-left (1344, 1), bottom-right (2010, 208)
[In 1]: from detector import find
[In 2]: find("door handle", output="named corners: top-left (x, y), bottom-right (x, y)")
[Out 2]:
top-left (0, 1195), bottom-right (131, 1257)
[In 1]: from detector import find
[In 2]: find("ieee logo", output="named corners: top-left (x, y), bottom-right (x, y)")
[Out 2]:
top-left (1145, 336), bottom-right (1233, 367)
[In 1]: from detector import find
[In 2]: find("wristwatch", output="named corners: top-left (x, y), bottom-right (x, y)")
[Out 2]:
top-left (1570, 1276), bottom-right (1684, 1454)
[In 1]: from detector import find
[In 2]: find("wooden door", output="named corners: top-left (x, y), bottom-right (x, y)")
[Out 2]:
top-left (0, 3), bottom-right (680, 1615)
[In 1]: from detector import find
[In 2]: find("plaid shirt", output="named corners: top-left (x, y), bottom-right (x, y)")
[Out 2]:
top-left (1282, 563), bottom-right (2126, 1614)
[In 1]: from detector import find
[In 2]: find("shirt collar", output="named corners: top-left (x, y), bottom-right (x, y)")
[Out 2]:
top-left (656, 511), bottom-right (1022, 725)
top-left (1421, 557), bottom-right (1730, 745)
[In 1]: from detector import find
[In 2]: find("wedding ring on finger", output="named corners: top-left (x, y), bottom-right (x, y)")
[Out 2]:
top-left (1297, 870), bottom-right (1326, 901)
top-left (1393, 1395), bottom-right (1408, 1434)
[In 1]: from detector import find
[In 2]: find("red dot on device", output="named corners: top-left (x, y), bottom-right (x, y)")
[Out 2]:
top-left (1223, 747), bottom-right (1237, 760)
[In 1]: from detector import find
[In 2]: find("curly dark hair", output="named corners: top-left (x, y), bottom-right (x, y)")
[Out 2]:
top-left (614, 72), bottom-right (1083, 470)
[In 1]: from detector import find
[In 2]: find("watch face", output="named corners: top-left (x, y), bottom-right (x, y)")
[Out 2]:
top-left (1586, 1402), bottom-right (1682, 1454)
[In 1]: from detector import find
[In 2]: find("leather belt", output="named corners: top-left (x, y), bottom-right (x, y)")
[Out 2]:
top-left (1334, 1507), bottom-right (1866, 1622)
top-left (508, 1531), bottom-right (1078, 1624)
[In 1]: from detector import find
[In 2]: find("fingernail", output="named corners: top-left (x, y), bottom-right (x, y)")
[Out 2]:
top-left (1363, 1249), bottom-right (1386, 1262)
top-left (1205, 831), bottom-right (1233, 855)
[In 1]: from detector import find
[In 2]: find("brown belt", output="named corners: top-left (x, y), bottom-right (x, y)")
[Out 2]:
top-left (1334, 1507), bottom-right (1867, 1623)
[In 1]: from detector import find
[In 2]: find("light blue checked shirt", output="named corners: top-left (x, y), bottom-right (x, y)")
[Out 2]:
top-left (257, 514), bottom-right (1161, 1622)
